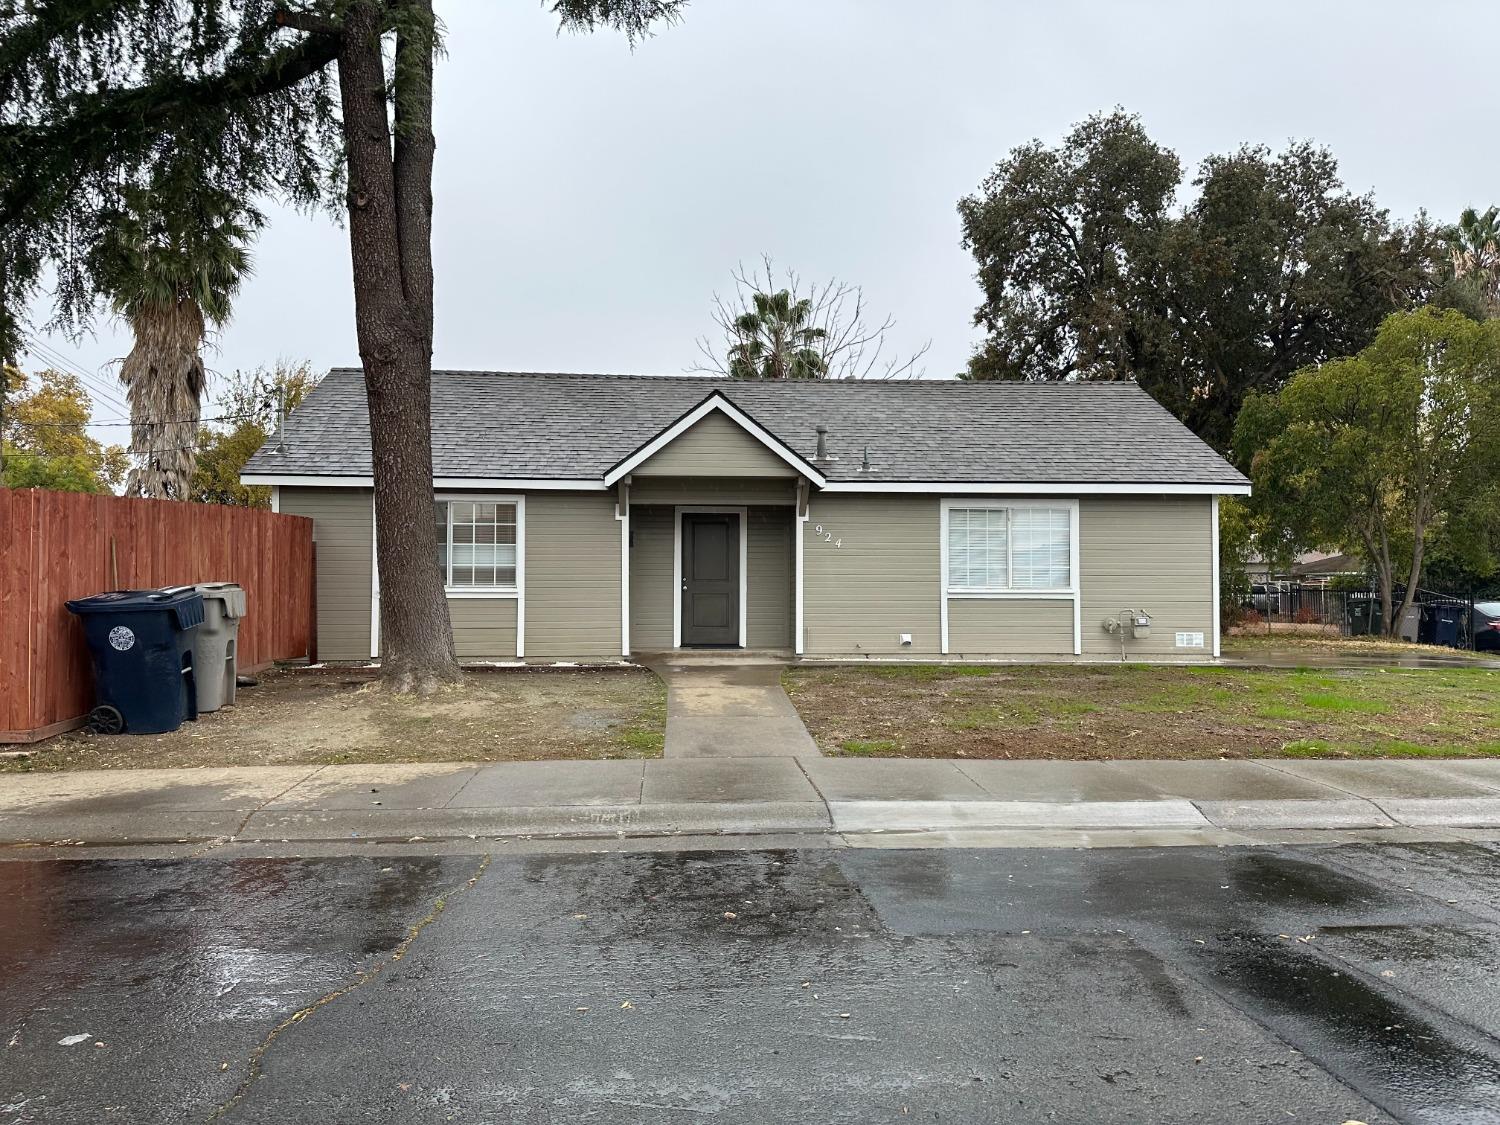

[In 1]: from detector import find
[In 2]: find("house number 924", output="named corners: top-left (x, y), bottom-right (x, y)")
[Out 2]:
top-left (813, 524), bottom-right (841, 548)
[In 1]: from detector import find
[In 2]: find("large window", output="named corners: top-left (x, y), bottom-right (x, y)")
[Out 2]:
top-left (435, 500), bottom-right (518, 590)
top-left (946, 504), bottom-right (1072, 592)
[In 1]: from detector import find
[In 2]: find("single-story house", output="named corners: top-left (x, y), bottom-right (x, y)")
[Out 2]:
top-left (241, 369), bottom-right (1249, 664)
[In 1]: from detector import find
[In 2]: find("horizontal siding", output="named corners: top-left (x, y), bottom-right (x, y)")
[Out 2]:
top-left (634, 413), bottom-right (796, 477)
top-left (448, 598), bottom-right (518, 660)
top-left (747, 506), bottom-right (793, 649)
top-left (947, 599), bottom-right (1073, 655)
top-left (1079, 496), bottom-right (1214, 657)
top-left (525, 491), bottom-right (622, 659)
top-left (628, 477), bottom-right (797, 507)
top-left (803, 493), bottom-right (940, 655)
top-left (629, 505), bottom-right (675, 652)
top-left (280, 486), bottom-right (372, 662)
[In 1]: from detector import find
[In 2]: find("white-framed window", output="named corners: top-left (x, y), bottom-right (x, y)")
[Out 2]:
top-left (945, 502), bottom-right (1074, 593)
top-left (435, 498), bottom-right (519, 591)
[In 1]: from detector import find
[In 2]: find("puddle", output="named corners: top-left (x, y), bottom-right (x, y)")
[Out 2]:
top-left (1206, 934), bottom-right (1500, 1122)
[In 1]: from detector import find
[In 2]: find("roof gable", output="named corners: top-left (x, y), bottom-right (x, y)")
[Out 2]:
top-left (603, 393), bottom-right (825, 486)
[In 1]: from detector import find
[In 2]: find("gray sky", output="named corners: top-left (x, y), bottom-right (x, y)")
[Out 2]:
top-left (26, 0), bottom-right (1500, 428)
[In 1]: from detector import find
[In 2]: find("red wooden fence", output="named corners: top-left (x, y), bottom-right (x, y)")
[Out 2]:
top-left (0, 488), bottom-right (314, 742)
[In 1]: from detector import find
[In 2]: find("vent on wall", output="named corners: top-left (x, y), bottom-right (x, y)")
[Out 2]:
top-left (1175, 631), bottom-right (1205, 648)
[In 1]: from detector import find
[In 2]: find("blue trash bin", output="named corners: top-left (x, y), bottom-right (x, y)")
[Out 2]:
top-left (66, 588), bottom-right (205, 735)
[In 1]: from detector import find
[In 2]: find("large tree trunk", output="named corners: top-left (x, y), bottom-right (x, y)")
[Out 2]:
top-left (337, 0), bottom-right (458, 693)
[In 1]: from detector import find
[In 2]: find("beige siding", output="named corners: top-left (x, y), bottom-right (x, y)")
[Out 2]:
top-left (747, 506), bottom-right (793, 648)
top-left (633, 413), bottom-right (796, 477)
top-left (279, 486), bottom-right (372, 662)
top-left (947, 599), bottom-right (1073, 655)
top-left (1079, 496), bottom-right (1214, 657)
top-left (525, 491), bottom-right (623, 659)
top-left (803, 493), bottom-right (941, 655)
top-left (448, 598), bottom-right (518, 660)
top-left (629, 477), bottom-right (796, 507)
top-left (629, 505), bottom-right (675, 651)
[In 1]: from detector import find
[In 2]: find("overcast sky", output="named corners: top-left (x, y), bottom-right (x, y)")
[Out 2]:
top-left (25, 0), bottom-right (1500, 427)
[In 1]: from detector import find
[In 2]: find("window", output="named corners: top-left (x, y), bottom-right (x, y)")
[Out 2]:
top-left (435, 500), bottom-right (518, 589)
top-left (946, 505), bottom-right (1072, 592)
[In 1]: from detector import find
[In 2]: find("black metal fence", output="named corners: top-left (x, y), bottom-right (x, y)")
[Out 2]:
top-left (1241, 582), bottom-right (1478, 649)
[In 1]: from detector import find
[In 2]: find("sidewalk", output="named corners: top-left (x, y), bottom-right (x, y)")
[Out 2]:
top-left (5, 757), bottom-right (1500, 850)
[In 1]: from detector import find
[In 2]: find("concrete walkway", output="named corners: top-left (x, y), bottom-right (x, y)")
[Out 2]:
top-left (6, 757), bottom-right (1500, 851)
top-left (644, 659), bottom-right (819, 758)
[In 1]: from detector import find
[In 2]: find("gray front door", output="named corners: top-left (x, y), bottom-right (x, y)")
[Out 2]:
top-left (681, 512), bottom-right (740, 646)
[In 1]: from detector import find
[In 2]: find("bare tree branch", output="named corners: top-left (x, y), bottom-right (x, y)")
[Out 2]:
top-left (693, 255), bottom-right (930, 380)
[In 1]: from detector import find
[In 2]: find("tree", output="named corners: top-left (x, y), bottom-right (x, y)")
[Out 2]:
top-left (1154, 143), bottom-right (1441, 451)
top-left (192, 361), bottom-right (321, 506)
top-left (92, 170), bottom-right (256, 500)
top-left (2, 366), bottom-right (128, 492)
top-left (959, 113), bottom-right (1444, 453)
top-left (696, 258), bottom-right (929, 380)
top-left (1236, 308), bottom-right (1500, 637)
top-left (1, 0), bottom-right (684, 693)
top-left (1441, 205), bottom-right (1500, 318)
top-left (957, 110), bottom-right (1180, 384)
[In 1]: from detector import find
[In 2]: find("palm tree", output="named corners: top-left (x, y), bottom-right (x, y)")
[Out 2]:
top-left (93, 179), bottom-right (254, 499)
top-left (726, 290), bottom-right (829, 380)
top-left (1443, 205), bottom-right (1500, 316)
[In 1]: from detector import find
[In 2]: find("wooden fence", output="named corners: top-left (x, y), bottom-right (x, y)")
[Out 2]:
top-left (1, 488), bottom-right (314, 742)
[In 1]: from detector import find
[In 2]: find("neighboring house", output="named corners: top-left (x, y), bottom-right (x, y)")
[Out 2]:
top-left (241, 370), bottom-right (1249, 664)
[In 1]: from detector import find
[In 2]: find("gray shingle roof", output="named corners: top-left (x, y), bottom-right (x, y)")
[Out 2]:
top-left (242, 368), bottom-right (1248, 488)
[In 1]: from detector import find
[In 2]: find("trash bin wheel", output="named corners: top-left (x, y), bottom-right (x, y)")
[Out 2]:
top-left (87, 705), bottom-right (124, 735)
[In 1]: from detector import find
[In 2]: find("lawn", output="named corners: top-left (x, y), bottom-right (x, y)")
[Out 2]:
top-left (4, 666), bottom-right (667, 772)
top-left (783, 663), bottom-right (1500, 761)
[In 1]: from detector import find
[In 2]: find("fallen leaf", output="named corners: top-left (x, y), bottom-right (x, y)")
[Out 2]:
top-left (620, 1001), bottom-right (634, 1010)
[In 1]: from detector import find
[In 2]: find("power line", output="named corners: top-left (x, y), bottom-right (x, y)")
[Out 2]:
top-left (21, 336), bottom-right (131, 415)
top-left (14, 411), bottom-right (260, 429)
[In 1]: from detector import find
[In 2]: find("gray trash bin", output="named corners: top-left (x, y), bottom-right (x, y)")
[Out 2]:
top-left (192, 582), bottom-right (246, 712)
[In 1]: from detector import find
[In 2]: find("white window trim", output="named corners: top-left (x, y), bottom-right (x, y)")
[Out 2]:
top-left (435, 493), bottom-right (524, 598)
top-left (435, 492), bottom-right (525, 658)
top-left (672, 505), bottom-right (749, 649)
top-left (939, 498), bottom-right (1081, 656)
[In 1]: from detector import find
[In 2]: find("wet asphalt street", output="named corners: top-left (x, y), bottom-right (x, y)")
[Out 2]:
top-left (5, 843), bottom-right (1500, 1124)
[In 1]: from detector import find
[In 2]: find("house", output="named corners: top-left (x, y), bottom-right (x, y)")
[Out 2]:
top-left (241, 369), bottom-right (1249, 664)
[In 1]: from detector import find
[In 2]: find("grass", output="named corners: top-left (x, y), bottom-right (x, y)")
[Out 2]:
top-left (839, 738), bottom-right (902, 756)
top-left (783, 662), bottom-right (1500, 762)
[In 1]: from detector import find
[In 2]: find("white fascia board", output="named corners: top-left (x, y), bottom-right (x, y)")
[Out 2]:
top-left (602, 394), bottom-right (827, 488)
top-left (821, 480), bottom-right (1250, 496)
top-left (240, 473), bottom-right (607, 491)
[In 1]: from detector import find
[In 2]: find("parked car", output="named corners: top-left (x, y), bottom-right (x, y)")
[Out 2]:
top-left (1476, 602), bottom-right (1500, 652)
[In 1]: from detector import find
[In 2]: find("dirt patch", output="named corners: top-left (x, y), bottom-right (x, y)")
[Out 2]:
top-left (783, 664), bottom-right (1500, 761)
top-left (5, 666), bottom-right (667, 772)
top-left (1223, 632), bottom-right (1490, 662)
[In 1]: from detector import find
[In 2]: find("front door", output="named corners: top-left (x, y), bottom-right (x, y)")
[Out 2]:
top-left (681, 512), bottom-right (740, 646)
